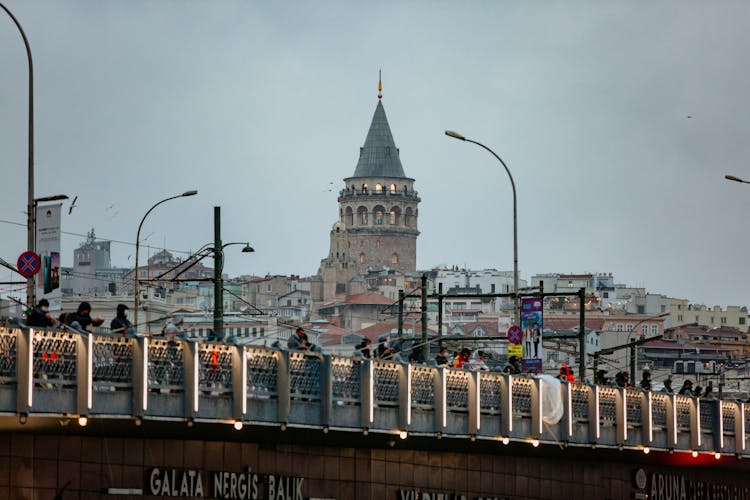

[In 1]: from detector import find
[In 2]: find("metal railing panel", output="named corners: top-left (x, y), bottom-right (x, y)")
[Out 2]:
top-left (599, 386), bottom-right (617, 426)
top-left (147, 339), bottom-right (184, 393)
top-left (511, 376), bottom-right (533, 417)
top-left (676, 395), bottom-right (691, 432)
top-left (411, 365), bottom-right (435, 409)
top-left (652, 393), bottom-right (668, 429)
top-left (32, 330), bottom-right (77, 389)
top-left (722, 401), bottom-right (735, 437)
top-left (479, 373), bottom-right (503, 415)
top-left (373, 361), bottom-right (400, 407)
top-left (625, 388), bottom-right (642, 427)
top-left (445, 369), bottom-right (470, 411)
top-left (0, 329), bottom-right (18, 383)
top-left (246, 348), bottom-right (278, 399)
top-left (700, 399), bottom-right (713, 433)
top-left (92, 335), bottom-right (133, 390)
top-left (198, 343), bottom-right (233, 396)
top-left (570, 383), bottom-right (590, 422)
top-left (330, 357), bottom-right (360, 405)
top-left (288, 352), bottom-right (321, 401)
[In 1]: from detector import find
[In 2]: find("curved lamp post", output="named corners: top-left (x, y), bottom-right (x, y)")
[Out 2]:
top-left (134, 190), bottom-right (198, 333)
top-left (725, 174), bottom-right (750, 184)
top-left (445, 130), bottom-right (519, 324)
top-left (0, 3), bottom-right (35, 307)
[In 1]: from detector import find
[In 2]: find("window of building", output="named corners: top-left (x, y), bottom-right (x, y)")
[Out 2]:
top-left (252, 327), bottom-right (257, 337)
top-left (721, 317), bottom-right (727, 324)
top-left (389, 206), bottom-right (401, 225)
top-left (740, 317), bottom-right (746, 325)
top-left (374, 208), bottom-right (384, 225)
top-left (660, 305), bottom-right (666, 313)
top-left (626, 324), bottom-right (633, 332)
top-left (677, 315), bottom-right (683, 322)
top-left (491, 284), bottom-right (496, 293)
top-left (360, 253), bottom-right (365, 264)
top-left (344, 206), bottom-right (353, 226)
top-left (391, 253), bottom-right (398, 265)
top-left (641, 325), bottom-right (648, 335)
top-left (375, 183), bottom-right (383, 193)
top-left (287, 299), bottom-right (291, 306)
top-left (616, 324), bottom-right (624, 332)
top-left (651, 324), bottom-right (658, 335)
top-left (266, 283), bottom-right (272, 292)
top-left (389, 183), bottom-right (396, 194)
top-left (603, 292), bottom-right (609, 298)
top-left (358, 206), bottom-right (368, 225)
top-left (361, 183), bottom-right (368, 193)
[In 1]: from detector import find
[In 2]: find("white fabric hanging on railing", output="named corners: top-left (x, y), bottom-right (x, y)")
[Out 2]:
top-left (537, 374), bottom-right (564, 425)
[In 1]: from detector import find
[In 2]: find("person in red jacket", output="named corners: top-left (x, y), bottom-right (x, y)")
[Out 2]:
top-left (558, 364), bottom-right (575, 382)
top-left (452, 348), bottom-right (472, 369)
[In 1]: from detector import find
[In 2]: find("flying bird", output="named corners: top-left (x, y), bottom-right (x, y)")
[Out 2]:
top-left (68, 196), bottom-right (78, 215)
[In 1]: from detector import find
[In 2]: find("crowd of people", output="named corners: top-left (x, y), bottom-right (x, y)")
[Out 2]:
top-left (25, 299), bottom-right (136, 336)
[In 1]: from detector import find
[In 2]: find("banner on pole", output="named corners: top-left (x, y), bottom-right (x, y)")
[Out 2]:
top-left (521, 296), bottom-right (543, 373)
top-left (35, 204), bottom-right (62, 311)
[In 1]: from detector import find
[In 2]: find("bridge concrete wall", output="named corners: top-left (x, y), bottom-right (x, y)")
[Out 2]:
top-left (1, 427), bottom-right (749, 500)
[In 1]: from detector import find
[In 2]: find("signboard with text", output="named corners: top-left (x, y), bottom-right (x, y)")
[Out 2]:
top-left (520, 297), bottom-right (543, 373)
top-left (35, 203), bottom-right (62, 310)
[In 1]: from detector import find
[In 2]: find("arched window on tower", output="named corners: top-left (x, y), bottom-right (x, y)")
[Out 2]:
top-left (375, 183), bottom-right (383, 193)
top-left (389, 183), bottom-right (397, 194)
top-left (359, 253), bottom-right (365, 264)
top-left (362, 183), bottom-right (368, 194)
top-left (389, 206), bottom-right (401, 225)
top-left (405, 207), bottom-right (414, 228)
top-left (403, 185), bottom-right (408, 195)
top-left (374, 205), bottom-right (385, 225)
top-left (391, 253), bottom-right (399, 265)
top-left (357, 206), bottom-right (368, 225)
top-left (344, 206), bottom-right (353, 226)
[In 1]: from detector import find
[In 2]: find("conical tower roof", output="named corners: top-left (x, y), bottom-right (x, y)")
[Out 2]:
top-left (350, 101), bottom-right (407, 179)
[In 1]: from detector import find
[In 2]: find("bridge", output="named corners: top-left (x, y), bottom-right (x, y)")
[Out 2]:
top-left (1, 326), bottom-right (745, 460)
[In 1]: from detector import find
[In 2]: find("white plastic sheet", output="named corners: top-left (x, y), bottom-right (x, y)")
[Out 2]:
top-left (537, 374), bottom-right (564, 425)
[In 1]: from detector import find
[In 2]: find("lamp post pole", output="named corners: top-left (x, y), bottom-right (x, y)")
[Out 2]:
top-left (134, 190), bottom-right (197, 333)
top-left (445, 130), bottom-right (519, 325)
top-left (0, 3), bottom-right (35, 308)
top-left (213, 206), bottom-right (223, 339)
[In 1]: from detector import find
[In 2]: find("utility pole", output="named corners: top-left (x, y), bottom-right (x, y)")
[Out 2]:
top-left (421, 274), bottom-right (428, 362)
top-left (437, 282), bottom-right (443, 343)
top-left (213, 206), bottom-right (223, 340)
top-left (578, 287), bottom-right (586, 382)
top-left (397, 289), bottom-right (404, 339)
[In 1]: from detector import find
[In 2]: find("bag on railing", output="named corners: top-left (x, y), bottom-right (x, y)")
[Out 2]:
top-left (538, 374), bottom-right (564, 425)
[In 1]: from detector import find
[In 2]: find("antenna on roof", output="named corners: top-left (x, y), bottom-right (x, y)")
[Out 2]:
top-left (378, 69), bottom-right (382, 100)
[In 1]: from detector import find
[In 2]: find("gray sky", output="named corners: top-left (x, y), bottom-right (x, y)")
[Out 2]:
top-left (1, 1), bottom-right (749, 307)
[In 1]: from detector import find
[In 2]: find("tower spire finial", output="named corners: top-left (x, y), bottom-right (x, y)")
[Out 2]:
top-left (378, 69), bottom-right (382, 100)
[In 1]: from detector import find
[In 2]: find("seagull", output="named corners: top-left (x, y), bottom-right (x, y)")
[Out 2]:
top-left (68, 196), bottom-right (78, 215)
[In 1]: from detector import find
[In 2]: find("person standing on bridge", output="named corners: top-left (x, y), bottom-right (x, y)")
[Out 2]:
top-left (678, 379), bottom-right (694, 396)
top-left (639, 370), bottom-right (652, 391)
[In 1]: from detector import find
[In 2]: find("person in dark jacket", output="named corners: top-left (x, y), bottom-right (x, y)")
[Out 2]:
top-left (25, 299), bottom-right (58, 328)
top-left (435, 347), bottom-right (450, 366)
top-left (65, 301), bottom-right (104, 333)
top-left (678, 379), bottom-right (694, 396)
top-left (110, 304), bottom-right (134, 336)
top-left (639, 370), bottom-right (652, 391)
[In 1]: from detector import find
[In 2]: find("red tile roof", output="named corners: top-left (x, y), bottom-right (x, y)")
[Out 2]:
top-left (345, 292), bottom-right (393, 306)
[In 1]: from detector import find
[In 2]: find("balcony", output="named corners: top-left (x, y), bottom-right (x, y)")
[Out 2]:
top-left (0, 327), bottom-right (746, 457)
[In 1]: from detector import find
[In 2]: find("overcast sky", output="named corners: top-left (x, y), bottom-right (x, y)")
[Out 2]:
top-left (1, 1), bottom-right (749, 307)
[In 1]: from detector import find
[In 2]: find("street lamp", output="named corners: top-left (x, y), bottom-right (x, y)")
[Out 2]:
top-left (725, 174), bottom-right (750, 184)
top-left (1, 3), bottom-right (35, 307)
top-left (445, 130), bottom-right (519, 324)
top-left (133, 190), bottom-right (198, 333)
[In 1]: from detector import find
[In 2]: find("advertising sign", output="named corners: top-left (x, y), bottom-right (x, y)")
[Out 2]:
top-left (35, 203), bottom-right (62, 310)
top-left (521, 297), bottom-right (543, 373)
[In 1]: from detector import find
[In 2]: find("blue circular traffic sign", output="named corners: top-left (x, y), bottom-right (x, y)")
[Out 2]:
top-left (507, 325), bottom-right (523, 345)
top-left (17, 251), bottom-right (40, 278)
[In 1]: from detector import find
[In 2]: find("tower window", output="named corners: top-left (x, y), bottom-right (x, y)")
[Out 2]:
top-left (362, 183), bottom-right (368, 194)
top-left (359, 253), bottom-right (365, 264)
top-left (389, 184), bottom-right (396, 194)
top-left (375, 183), bottom-right (383, 193)
top-left (374, 205), bottom-right (385, 225)
top-left (357, 206), bottom-right (368, 225)
top-left (389, 206), bottom-right (401, 225)
top-left (391, 253), bottom-right (399, 265)
top-left (344, 206), bottom-right (353, 226)
top-left (405, 207), bottom-right (414, 227)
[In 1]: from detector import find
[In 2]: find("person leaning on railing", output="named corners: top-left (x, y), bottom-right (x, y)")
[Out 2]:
top-left (24, 298), bottom-right (59, 328)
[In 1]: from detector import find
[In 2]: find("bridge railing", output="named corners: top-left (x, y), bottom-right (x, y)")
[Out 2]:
top-left (0, 327), bottom-right (746, 456)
